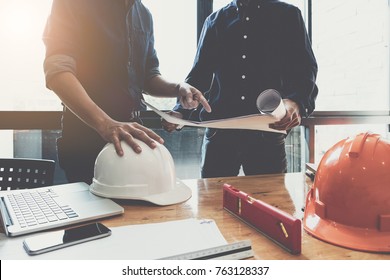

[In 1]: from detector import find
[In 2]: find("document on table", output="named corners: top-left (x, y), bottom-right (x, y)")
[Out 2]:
top-left (0, 218), bottom-right (227, 260)
top-left (143, 89), bottom-right (287, 134)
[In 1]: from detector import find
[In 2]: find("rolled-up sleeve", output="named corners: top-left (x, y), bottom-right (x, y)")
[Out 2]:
top-left (43, 54), bottom-right (76, 89)
top-left (42, 0), bottom-right (80, 87)
top-left (144, 16), bottom-right (161, 82)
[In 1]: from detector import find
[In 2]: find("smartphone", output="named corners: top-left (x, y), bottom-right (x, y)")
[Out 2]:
top-left (23, 222), bottom-right (111, 255)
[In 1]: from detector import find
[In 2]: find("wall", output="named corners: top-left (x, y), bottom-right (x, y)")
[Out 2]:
top-left (313, 0), bottom-right (389, 111)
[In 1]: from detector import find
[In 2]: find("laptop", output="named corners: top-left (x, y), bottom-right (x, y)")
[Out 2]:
top-left (0, 182), bottom-right (124, 237)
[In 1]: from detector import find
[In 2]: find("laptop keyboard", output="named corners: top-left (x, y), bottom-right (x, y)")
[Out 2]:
top-left (6, 189), bottom-right (79, 228)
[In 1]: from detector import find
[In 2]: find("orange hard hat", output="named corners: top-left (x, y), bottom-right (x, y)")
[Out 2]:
top-left (303, 132), bottom-right (390, 252)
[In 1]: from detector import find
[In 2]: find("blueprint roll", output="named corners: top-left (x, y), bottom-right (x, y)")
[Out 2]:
top-left (256, 89), bottom-right (282, 113)
top-left (256, 89), bottom-right (286, 120)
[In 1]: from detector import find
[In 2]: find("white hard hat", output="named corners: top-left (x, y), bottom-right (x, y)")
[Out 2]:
top-left (90, 139), bottom-right (192, 206)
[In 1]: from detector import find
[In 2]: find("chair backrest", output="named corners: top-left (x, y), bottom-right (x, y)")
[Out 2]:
top-left (0, 158), bottom-right (55, 191)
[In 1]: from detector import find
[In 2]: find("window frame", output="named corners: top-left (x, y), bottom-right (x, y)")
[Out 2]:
top-left (1, 0), bottom-right (390, 166)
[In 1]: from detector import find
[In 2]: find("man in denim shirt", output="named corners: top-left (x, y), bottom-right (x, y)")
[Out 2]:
top-left (43, 0), bottom-right (211, 183)
top-left (163, 0), bottom-right (318, 178)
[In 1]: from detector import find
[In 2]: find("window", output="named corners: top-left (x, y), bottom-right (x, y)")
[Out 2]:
top-left (311, 0), bottom-right (390, 163)
top-left (0, 0), bottom-right (59, 159)
top-left (0, 0), bottom-right (201, 180)
top-left (0, 0), bottom-right (60, 111)
top-left (142, 0), bottom-right (197, 110)
top-left (3, 1), bottom-right (388, 179)
top-left (0, 0), bottom-right (197, 112)
top-left (136, 1), bottom-right (203, 179)
top-left (312, 0), bottom-right (389, 112)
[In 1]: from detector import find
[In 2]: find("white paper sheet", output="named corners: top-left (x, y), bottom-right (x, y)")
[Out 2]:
top-left (143, 89), bottom-right (286, 134)
top-left (0, 218), bottom-right (227, 260)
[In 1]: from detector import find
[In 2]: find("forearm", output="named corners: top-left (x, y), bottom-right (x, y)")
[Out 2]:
top-left (144, 75), bottom-right (179, 98)
top-left (48, 71), bottom-right (112, 133)
top-left (145, 74), bottom-right (212, 113)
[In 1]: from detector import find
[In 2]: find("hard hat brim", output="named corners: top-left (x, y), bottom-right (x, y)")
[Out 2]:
top-left (141, 179), bottom-right (192, 206)
top-left (90, 178), bottom-right (192, 206)
top-left (303, 192), bottom-right (390, 253)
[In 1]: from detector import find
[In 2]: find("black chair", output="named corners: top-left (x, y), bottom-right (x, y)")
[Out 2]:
top-left (0, 158), bottom-right (55, 191)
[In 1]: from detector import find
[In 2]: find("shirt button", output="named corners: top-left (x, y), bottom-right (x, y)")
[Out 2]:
top-left (258, 5), bottom-right (261, 8)
top-left (242, 55), bottom-right (246, 59)
top-left (243, 35), bottom-right (248, 39)
top-left (241, 96), bottom-right (246, 100)
top-left (246, 17), bottom-right (250, 21)
top-left (242, 75), bottom-right (246, 79)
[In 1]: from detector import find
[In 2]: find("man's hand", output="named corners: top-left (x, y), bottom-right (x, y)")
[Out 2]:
top-left (161, 111), bottom-right (184, 133)
top-left (177, 82), bottom-right (212, 113)
top-left (269, 99), bottom-right (301, 131)
top-left (97, 119), bottom-right (164, 156)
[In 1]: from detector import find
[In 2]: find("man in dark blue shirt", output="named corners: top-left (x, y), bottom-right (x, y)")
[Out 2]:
top-left (43, 0), bottom-right (211, 183)
top-left (163, 0), bottom-right (318, 178)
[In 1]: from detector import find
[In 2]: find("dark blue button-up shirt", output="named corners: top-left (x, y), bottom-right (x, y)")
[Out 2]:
top-left (175, 0), bottom-right (318, 121)
top-left (43, 0), bottom-right (160, 127)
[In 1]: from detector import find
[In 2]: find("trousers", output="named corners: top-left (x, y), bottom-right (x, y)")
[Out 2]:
top-left (201, 128), bottom-right (287, 178)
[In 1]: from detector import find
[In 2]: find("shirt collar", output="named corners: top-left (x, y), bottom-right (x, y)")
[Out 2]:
top-left (233, 0), bottom-right (263, 10)
top-left (125, 0), bottom-right (137, 8)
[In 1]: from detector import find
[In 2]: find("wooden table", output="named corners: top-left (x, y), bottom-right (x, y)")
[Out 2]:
top-left (103, 172), bottom-right (390, 260)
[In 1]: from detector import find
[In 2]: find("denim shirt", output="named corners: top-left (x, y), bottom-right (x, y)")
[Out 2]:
top-left (43, 0), bottom-right (160, 123)
top-left (175, 0), bottom-right (318, 121)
